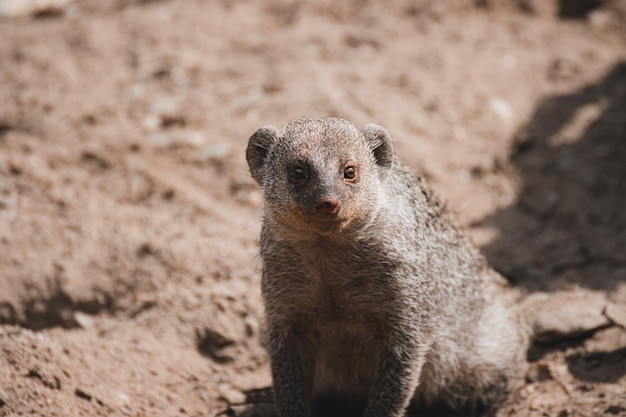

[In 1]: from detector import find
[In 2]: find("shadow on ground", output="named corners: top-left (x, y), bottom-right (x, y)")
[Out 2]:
top-left (567, 346), bottom-right (626, 383)
top-left (477, 62), bottom-right (626, 292)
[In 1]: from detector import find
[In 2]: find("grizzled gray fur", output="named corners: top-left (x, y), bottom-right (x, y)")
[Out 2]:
top-left (246, 117), bottom-right (528, 417)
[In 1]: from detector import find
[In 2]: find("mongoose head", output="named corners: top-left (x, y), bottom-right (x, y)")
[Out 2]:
top-left (246, 117), bottom-right (394, 236)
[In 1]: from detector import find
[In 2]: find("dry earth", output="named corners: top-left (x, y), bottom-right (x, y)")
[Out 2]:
top-left (0, 0), bottom-right (625, 416)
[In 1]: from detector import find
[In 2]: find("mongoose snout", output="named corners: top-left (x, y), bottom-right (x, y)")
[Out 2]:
top-left (314, 197), bottom-right (341, 216)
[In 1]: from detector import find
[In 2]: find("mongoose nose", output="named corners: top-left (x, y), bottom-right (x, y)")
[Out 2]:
top-left (315, 197), bottom-right (341, 216)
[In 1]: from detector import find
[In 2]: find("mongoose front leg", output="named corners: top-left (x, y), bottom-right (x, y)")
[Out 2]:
top-left (268, 328), bottom-right (312, 417)
top-left (363, 337), bottom-right (427, 417)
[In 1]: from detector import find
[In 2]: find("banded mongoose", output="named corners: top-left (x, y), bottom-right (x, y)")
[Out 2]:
top-left (246, 117), bottom-right (528, 417)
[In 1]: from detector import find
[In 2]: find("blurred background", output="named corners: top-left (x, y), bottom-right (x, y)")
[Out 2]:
top-left (0, 0), bottom-right (625, 416)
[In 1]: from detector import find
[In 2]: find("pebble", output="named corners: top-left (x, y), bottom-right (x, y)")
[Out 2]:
top-left (489, 97), bottom-right (513, 123)
top-left (604, 304), bottom-right (626, 329)
top-left (523, 291), bottom-right (610, 343)
top-left (113, 391), bottom-right (130, 408)
top-left (218, 386), bottom-right (245, 405)
top-left (142, 115), bottom-right (161, 132)
top-left (196, 318), bottom-right (241, 363)
top-left (0, 0), bottom-right (73, 17)
top-left (73, 311), bottom-right (94, 329)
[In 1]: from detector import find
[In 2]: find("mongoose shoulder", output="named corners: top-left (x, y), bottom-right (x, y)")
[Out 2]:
top-left (246, 117), bottom-right (528, 417)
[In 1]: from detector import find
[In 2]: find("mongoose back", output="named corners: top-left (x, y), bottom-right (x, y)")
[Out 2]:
top-left (246, 117), bottom-right (528, 417)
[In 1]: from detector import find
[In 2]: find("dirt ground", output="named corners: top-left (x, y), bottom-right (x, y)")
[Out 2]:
top-left (1, 0), bottom-right (625, 416)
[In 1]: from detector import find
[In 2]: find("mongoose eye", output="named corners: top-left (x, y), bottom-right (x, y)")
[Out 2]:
top-left (289, 166), bottom-right (307, 184)
top-left (343, 166), bottom-right (357, 181)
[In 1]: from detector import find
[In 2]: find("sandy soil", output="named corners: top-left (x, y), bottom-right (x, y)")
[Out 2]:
top-left (1, 0), bottom-right (625, 416)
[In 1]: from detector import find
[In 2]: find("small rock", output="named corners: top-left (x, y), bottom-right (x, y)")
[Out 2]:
top-left (218, 386), bottom-right (246, 404)
top-left (113, 391), bottom-right (130, 408)
top-left (142, 115), bottom-right (161, 132)
top-left (489, 98), bottom-right (513, 123)
top-left (197, 327), bottom-right (235, 363)
top-left (73, 311), bottom-right (94, 329)
top-left (196, 312), bottom-right (250, 363)
top-left (0, 0), bottom-right (74, 18)
top-left (523, 291), bottom-right (610, 343)
top-left (217, 389), bottom-right (276, 417)
top-left (604, 304), bottom-right (626, 329)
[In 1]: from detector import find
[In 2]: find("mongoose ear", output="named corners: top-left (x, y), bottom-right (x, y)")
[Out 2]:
top-left (246, 126), bottom-right (280, 185)
top-left (362, 124), bottom-right (394, 170)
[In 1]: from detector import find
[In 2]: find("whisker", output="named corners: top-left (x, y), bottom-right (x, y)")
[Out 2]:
top-left (239, 219), bottom-right (263, 233)
top-left (230, 188), bottom-right (262, 210)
